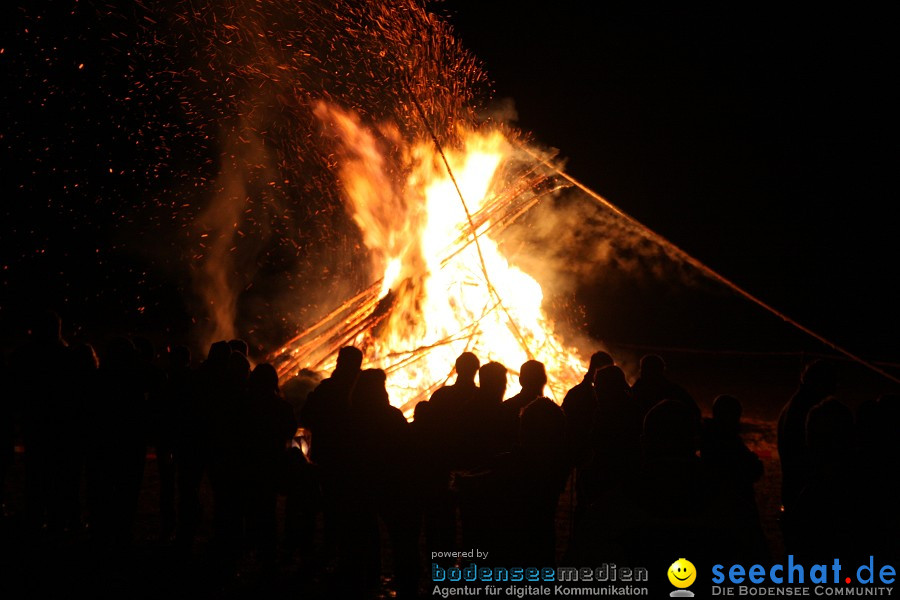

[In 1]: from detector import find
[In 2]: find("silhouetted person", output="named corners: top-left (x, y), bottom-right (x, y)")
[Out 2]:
top-left (409, 399), bottom-right (451, 556)
top-left (777, 360), bottom-right (837, 512)
top-left (131, 337), bottom-right (167, 540)
top-left (561, 351), bottom-right (613, 534)
top-left (157, 345), bottom-right (191, 540)
top-left (283, 441), bottom-right (319, 573)
top-left (700, 394), bottom-right (768, 560)
top-left (631, 354), bottom-right (699, 419)
top-left (582, 390), bottom-right (765, 565)
top-left (457, 397), bottom-right (569, 566)
top-left (228, 338), bottom-right (250, 358)
top-left (587, 365), bottom-right (643, 500)
top-left (175, 341), bottom-right (229, 552)
top-left (282, 368), bottom-right (321, 424)
top-left (208, 349), bottom-right (251, 571)
top-left (502, 360), bottom-right (547, 450)
top-left (562, 351), bottom-right (614, 462)
top-left (245, 363), bottom-right (296, 569)
top-left (300, 346), bottom-right (362, 468)
top-left (419, 352), bottom-right (480, 553)
top-left (632, 399), bottom-right (714, 560)
top-left (94, 336), bottom-right (150, 549)
top-left (282, 372), bottom-right (322, 570)
top-left (299, 346), bottom-right (362, 566)
top-left (460, 361), bottom-right (507, 468)
top-left (788, 398), bottom-right (859, 559)
top-left (701, 395), bottom-right (763, 501)
top-left (429, 351), bottom-right (479, 466)
top-left (340, 369), bottom-right (411, 599)
top-left (591, 398), bottom-right (752, 565)
top-left (430, 352), bottom-right (480, 416)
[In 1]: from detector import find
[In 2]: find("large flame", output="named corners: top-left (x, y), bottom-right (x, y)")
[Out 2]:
top-left (276, 103), bottom-right (584, 416)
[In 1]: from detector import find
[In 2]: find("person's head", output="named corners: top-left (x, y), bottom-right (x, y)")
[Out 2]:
top-left (455, 352), bottom-right (480, 382)
top-left (593, 364), bottom-right (628, 395)
top-left (228, 339), bottom-right (249, 358)
top-left (520, 397), bottom-right (565, 450)
top-left (712, 394), bottom-right (742, 435)
top-left (414, 400), bottom-right (433, 424)
top-left (250, 362), bottom-right (280, 397)
top-left (478, 361), bottom-right (508, 402)
top-left (226, 351), bottom-right (251, 386)
top-left (519, 360), bottom-right (547, 392)
top-left (351, 368), bottom-right (389, 407)
top-left (800, 360), bottom-right (837, 395)
top-left (642, 399), bottom-right (696, 460)
top-left (206, 340), bottom-right (231, 364)
top-left (640, 354), bottom-right (666, 379)
top-left (335, 346), bottom-right (363, 374)
top-left (587, 351), bottom-right (614, 378)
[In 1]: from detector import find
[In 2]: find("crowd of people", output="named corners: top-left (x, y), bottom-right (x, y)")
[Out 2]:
top-left (0, 310), bottom-right (898, 598)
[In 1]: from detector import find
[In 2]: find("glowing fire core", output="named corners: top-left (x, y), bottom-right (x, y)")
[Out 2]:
top-left (274, 104), bottom-right (584, 416)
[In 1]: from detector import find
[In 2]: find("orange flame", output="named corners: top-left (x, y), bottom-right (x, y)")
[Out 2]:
top-left (278, 103), bottom-right (584, 416)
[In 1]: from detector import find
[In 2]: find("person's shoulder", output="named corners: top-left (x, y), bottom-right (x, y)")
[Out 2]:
top-left (314, 376), bottom-right (336, 389)
top-left (387, 404), bottom-right (407, 420)
top-left (300, 381), bottom-right (330, 420)
top-left (429, 384), bottom-right (451, 402)
top-left (565, 379), bottom-right (590, 395)
top-left (502, 393), bottom-right (529, 411)
top-left (562, 381), bottom-right (590, 404)
top-left (777, 399), bottom-right (792, 426)
top-left (307, 376), bottom-right (337, 397)
top-left (382, 405), bottom-right (409, 431)
top-left (502, 392), bottom-right (521, 405)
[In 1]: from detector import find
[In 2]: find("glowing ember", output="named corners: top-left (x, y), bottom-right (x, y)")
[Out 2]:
top-left (273, 103), bottom-right (584, 416)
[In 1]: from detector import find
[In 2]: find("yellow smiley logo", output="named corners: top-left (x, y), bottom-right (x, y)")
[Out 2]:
top-left (668, 558), bottom-right (696, 588)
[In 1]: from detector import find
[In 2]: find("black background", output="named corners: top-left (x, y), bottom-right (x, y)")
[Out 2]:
top-left (440, 3), bottom-right (899, 361)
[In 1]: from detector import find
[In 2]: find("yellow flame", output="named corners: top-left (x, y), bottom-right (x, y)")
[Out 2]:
top-left (302, 103), bottom-right (584, 416)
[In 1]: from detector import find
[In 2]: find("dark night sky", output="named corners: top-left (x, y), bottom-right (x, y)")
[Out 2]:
top-left (1, 2), bottom-right (898, 365)
top-left (441, 4), bottom-right (900, 361)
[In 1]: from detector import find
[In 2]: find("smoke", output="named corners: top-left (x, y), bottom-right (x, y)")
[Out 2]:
top-left (501, 186), bottom-right (702, 296)
top-left (478, 139), bottom-right (713, 377)
top-left (107, 0), bottom-right (698, 365)
top-left (145, 0), bottom-right (491, 353)
top-left (192, 123), bottom-right (277, 349)
top-left (479, 97), bottom-right (519, 124)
